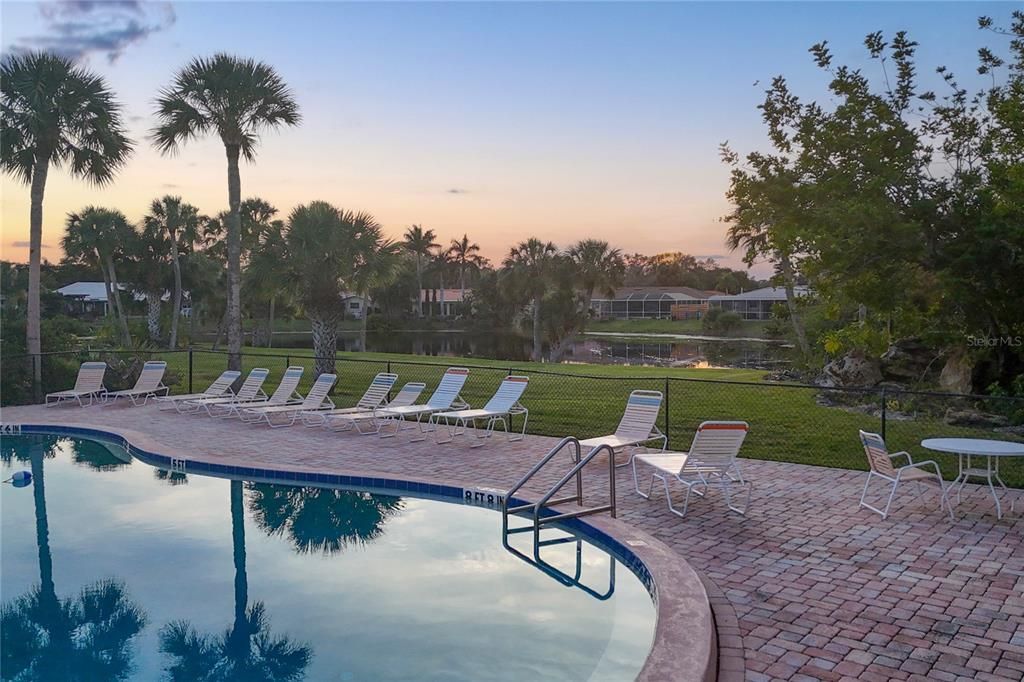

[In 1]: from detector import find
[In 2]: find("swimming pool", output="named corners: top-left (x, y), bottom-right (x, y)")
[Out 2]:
top-left (1, 433), bottom-right (656, 681)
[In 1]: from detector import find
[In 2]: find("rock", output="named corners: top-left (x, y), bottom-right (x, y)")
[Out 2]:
top-left (993, 425), bottom-right (1024, 436)
top-left (939, 349), bottom-right (974, 395)
top-left (880, 338), bottom-right (938, 382)
top-left (816, 351), bottom-right (883, 388)
top-left (944, 408), bottom-right (1009, 428)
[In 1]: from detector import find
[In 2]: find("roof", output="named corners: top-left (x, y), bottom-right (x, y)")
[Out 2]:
top-left (57, 282), bottom-right (109, 302)
top-left (420, 288), bottom-right (470, 302)
top-left (591, 286), bottom-right (714, 302)
top-left (708, 286), bottom-right (811, 302)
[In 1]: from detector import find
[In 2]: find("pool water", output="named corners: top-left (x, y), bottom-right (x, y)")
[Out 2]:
top-left (1, 434), bottom-right (655, 681)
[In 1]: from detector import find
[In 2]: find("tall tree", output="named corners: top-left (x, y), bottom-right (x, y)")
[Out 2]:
top-left (566, 239), bottom-right (625, 314)
top-left (1, 52), bottom-right (132, 397)
top-left (152, 55), bottom-right (300, 371)
top-left (504, 238), bottom-right (558, 361)
top-left (245, 221), bottom-right (289, 347)
top-left (60, 208), bottom-right (134, 347)
top-left (143, 196), bottom-right (204, 348)
top-left (282, 202), bottom-right (393, 375)
top-left (129, 222), bottom-right (173, 342)
top-left (446, 234), bottom-right (486, 305)
top-left (402, 225), bottom-right (438, 317)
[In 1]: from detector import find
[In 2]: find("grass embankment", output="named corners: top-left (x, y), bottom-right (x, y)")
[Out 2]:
top-left (586, 318), bottom-right (773, 338)
top-left (157, 345), bottom-right (1023, 487)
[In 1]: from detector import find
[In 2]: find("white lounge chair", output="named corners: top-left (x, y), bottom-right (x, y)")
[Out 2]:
top-left (240, 372), bottom-right (337, 428)
top-left (858, 430), bottom-right (951, 520)
top-left (633, 421), bottom-right (750, 517)
top-left (376, 367), bottom-right (470, 440)
top-left (45, 361), bottom-right (107, 407)
top-left (155, 370), bottom-right (241, 412)
top-left (104, 361), bottom-right (170, 407)
top-left (323, 382), bottom-right (428, 434)
top-left (300, 372), bottom-right (398, 427)
top-left (580, 389), bottom-right (666, 467)
top-left (185, 367), bottom-right (271, 416)
top-left (429, 375), bottom-right (530, 447)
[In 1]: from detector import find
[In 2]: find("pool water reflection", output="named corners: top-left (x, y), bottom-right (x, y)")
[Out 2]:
top-left (1, 435), bottom-right (655, 681)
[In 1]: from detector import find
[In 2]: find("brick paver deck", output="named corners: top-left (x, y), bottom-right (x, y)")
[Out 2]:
top-left (3, 402), bottom-right (1023, 682)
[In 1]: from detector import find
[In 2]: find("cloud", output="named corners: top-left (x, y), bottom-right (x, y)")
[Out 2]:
top-left (17, 1), bottom-right (175, 63)
top-left (695, 254), bottom-right (726, 261)
top-left (11, 241), bottom-right (53, 249)
top-left (447, 188), bottom-right (469, 195)
top-left (161, 183), bottom-right (180, 189)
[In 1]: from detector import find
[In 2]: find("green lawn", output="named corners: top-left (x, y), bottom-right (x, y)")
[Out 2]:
top-left (152, 345), bottom-right (1023, 487)
top-left (586, 318), bottom-right (773, 338)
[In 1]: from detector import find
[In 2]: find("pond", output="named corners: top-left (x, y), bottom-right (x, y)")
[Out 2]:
top-left (248, 331), bottom-right (793, 370)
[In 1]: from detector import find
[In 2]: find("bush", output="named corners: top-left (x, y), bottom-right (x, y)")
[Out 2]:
top-left (702, 309), bottom-right (743, 334)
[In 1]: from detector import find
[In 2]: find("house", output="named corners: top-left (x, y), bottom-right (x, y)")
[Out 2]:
top-left (56, 282), bottom-right (111, 317)
top-left (708, 286), bottom-right (811, 321)
top-left (590, 287), bottom-right (716, 320)
top-left (419, 288), bottom-right (471, 318)
top-left (340, 292), bottom-right (371, 320)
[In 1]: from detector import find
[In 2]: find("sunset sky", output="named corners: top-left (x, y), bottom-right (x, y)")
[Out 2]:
top-left (0, 1), bottom-right (1005, 275)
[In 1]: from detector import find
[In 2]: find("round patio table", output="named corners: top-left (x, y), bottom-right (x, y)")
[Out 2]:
top-left (921, 438), bottom-right (1024, 519)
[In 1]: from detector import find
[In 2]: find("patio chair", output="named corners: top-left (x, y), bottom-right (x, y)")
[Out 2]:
top-left (45, 362), bottom-right (108, 407)
top-left (429, 375), bottom-right (530, 447)
top-left (632, 421), bottom-right (750, 517)
top-left (580, 390), bottom-right (667, 467)
top-left (300, 372), bottom-right (398, 427)
top-left (155, 370), bottom-right (241, 412)
top-left (240, 372), bottom-right (337, 428)
top-left (322, 382), bottom-right (428, 434)
top-left (376, 367), bottom-right (470, 440)
top-left (104, 361), bottom-right (170, 407)
top-left (858, 430), bottom-right (951, 520)
top-left (185, 368), bottom-right (271, 416)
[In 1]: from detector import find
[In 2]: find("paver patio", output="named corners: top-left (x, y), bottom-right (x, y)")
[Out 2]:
top-left (3, 402), bottom-right (1023, 682)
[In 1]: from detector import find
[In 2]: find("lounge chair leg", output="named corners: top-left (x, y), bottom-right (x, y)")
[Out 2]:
top-left (662, 475), bottom-right (689, 518)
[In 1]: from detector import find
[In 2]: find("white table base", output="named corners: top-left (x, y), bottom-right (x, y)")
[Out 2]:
top-left (945, 453), bottom-right (1015, 520)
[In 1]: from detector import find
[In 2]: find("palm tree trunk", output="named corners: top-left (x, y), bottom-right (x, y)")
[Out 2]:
top-left (778, 253), bottom-right (810, 357)
top-left (212, 308), bottom-right (228, 351)
top-left (310, 313), bottom-right (338, 376)
top-left (225, 144), bottom-right (243, 373)
top-left (460, 265), bottom-right (466, 307)
top-left (532, 295), bottom-right (543, 361)
top-left (416, 259), bottom-right (424, 318)
top-left (360, 296), bottom-right (369, 352)
top-left (267, 295), bottom-right (275, 348)
top-left (105, 254), bottom-right (132, 347)
top-left (169, 236), bottom-right (183, 349)
top-left (146, 292), bottom-right (162, 342)
top-left (96, 248), bottom-right (115, 319)
top-left (439, 272), bottom-right (446, 319)
top-left (27, 157), bottom-right (48, 401)
top-left (30, 445), bottom-right (56, 607)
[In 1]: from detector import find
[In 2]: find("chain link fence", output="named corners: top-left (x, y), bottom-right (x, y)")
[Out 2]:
top-left (4, 348), bottom-right (1023, 487)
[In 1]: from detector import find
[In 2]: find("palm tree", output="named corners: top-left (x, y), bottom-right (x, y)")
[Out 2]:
top-left (144, 196), bottom-right (205, 348)
top-left (60, 208), bottom-right (134, 346)
top-left (446, 234), bottom-right (486, 306)
top-left (1, 437), bottom-right (146, 681)
top-left (152, 55), bottom-right (300, 372)
top-left (567, 239), bottom-right (625, 315)
top-left (2, 52), bottom-right (133, 396)
top-left (159, 480), bottom-right (310, 682)
top-left (129, 221), bottom-right (173, 342)
top-left (402, 225), bottom-right (439, 317)
top-left (245, 222), bottom-right (289, 347)
top-left (282, 202), bottom-right (392, 375)
top-left (430, 247), bottom-right (452, 318)
top-left (504, 238), bottom-right (558, 361)
top-left (351, 238), bottom-right (402, 347)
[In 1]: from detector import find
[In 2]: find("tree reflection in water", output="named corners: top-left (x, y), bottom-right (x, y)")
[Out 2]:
top-left (246, 484), bottom-right (404, 555)
top-left (1, 436), bottom-right (146, 682)
top-left (158, 481), bottom-right (311, 682)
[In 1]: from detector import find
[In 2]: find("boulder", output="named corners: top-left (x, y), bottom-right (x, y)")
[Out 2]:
top-left (880, 338), bottom-right (938, 383)
top-left (816, 351), bottom-right (883, 388)
top-left (944, 408), bottom-right (1009, 428)
top-left (939, 349), bottom-right (974, 395)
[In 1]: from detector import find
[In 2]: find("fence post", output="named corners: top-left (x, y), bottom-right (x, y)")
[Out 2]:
top-left (880, 387), bottom-right (887, 440)
top-left (188, 347), bottom-right (194, 394)
top-left (664, 377), bottom-right (670, 449)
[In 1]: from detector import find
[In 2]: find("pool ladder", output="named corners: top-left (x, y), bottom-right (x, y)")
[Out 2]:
top-left (500, 437), bottom-right (618, 598)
